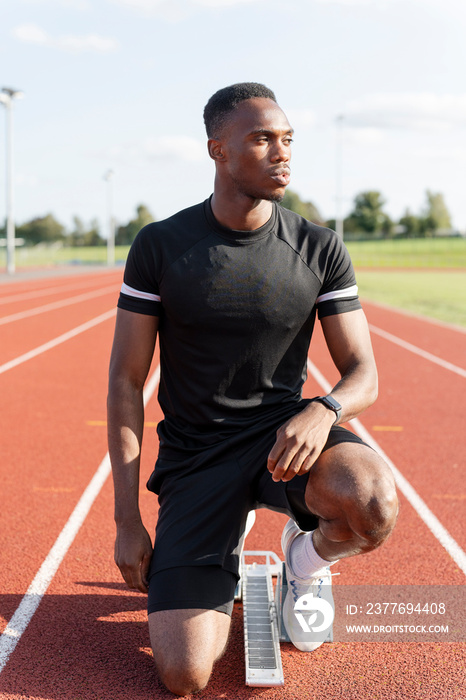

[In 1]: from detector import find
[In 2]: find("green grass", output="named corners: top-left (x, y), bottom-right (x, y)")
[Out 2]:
top-left (1, 239), bottom-right (465, 327)
top-left (356, 270), bottom-right (466, 327)
top-left (1, 244), bottom-right (131, 267)
top-left (346, 237), bottom-right (466, 268)
top-left (2, 236), bottom-right (465, 269)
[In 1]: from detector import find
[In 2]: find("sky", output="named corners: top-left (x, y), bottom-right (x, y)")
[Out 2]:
top-left (1, 0), bottom-right (466, 236)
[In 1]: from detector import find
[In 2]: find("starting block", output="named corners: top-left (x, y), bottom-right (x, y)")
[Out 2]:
top-left (237, 549), bottom-right (333, 687)
top-left (239, 551), bottom-right (284, 687)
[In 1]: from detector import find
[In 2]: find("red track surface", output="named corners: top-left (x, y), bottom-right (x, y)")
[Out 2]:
top-left (0, 268), bottom-right (464, 699)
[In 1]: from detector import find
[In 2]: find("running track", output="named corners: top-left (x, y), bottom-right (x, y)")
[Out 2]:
top-left (0, 268), bottom-right (464, 700)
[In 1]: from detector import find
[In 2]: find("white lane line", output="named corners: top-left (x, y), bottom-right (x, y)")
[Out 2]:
top-left (307, 359), bottom-right (466, 576)
top-left (0, 309), bottom-right (116, 376)
top-left (0, 365), bottom-right (160, 674)
top-left (0, 284), bottom-right (119, 326)
top-left (369, 324), bottom-right (466, 378)
top-left (363, 298), bottom-right (466, 335)
top-left (0, 276), bottom-right (119, 306)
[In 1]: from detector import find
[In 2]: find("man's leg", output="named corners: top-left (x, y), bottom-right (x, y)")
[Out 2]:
top-left (149, 608), bottom-right (231, 696)
top-left (146, 446), bottom-right (251, 694)
top-left (280, 440), bottom-right (398, 651)
top-left (147, 564), bottom-right (238, 695)
top-left (303, 441), bottom-right (398, 561)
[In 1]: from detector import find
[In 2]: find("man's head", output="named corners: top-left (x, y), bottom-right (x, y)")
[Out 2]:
top-left (204, 82), bottom-right (277, 139)
top-left (204, 83), bottom-right (292, 206)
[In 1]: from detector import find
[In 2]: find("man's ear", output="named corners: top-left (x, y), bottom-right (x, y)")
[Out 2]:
top-left (208, 139), bottom-right (226, 162)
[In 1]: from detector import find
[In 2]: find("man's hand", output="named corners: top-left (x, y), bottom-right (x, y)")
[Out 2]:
top-left (114, 520), bottom-right (153, 594)
top-left (267, 401), bottom-right (335, 482)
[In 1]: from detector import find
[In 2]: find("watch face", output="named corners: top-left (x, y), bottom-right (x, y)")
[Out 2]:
top-left (318, 396), bottom-right (342, 419)
top-left (324, 396), bottom-right (341, 411)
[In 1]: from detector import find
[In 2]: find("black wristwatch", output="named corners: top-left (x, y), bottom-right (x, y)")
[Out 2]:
top-left (315, 395), bottom-right (342, 424)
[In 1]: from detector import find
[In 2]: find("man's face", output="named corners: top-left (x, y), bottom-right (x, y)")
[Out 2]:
top-left (218, 97), bottom-right (293, 203)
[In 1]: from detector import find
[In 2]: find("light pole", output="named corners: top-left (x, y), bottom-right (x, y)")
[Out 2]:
top-left (335, 114), bottom-right (344, 239)
top-left (0, 87), bottom-right (24, 274)
top-left (104, 169), bottom-right (115, 267)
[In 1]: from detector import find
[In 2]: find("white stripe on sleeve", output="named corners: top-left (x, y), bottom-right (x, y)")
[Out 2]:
top-left (316, 284), bottom-right (358, 305)
top-left (120, 282), bottom-right (161, 303)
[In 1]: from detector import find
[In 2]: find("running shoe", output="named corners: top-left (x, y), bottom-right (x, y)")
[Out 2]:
top-left (281, 518), bottom-right (335, 651)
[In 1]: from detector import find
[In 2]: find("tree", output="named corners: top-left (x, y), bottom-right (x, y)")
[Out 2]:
top-left (116, 204), bottom-right (155, 245)
top-left (83, 218), bottom-right (104, 246)
top-left (280, 189), bottom-right (323, 225)
top-left (17, 214), bottom-right (66, 245)
top-left (345, 191), bottom-right (392, 236)
top-left (67, 216), bottom-right (87, 246)
top-left (422, 190), bottom-right (452, 234)
top-left (67, 216), bottom-right (104, 246)
top-left (398, 209), bottom-right (421, 237)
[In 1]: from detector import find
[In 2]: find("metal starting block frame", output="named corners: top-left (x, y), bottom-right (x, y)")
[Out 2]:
top-left (238, 550), bottom-right (285, 687)
top-left (237, 549), bottom-right (333, 687)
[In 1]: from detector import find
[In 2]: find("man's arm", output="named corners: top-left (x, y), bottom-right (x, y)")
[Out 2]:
top-left (267, 308), bottom-right (377, 482)
top-left (107, 308), bottom-right (159, 593)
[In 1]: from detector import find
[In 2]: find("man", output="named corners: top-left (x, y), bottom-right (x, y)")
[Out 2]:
top-left (107, 82), bottom-right (398, 696)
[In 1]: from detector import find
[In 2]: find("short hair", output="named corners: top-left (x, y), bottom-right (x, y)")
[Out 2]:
top-left (203, 82), bottom-right (277, 138)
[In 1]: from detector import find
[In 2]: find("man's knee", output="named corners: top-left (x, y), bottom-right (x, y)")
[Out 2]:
top-left (153, 638), bottom-right (215, 696)
top-left (344, 451), bottom-right (398, 549)
top-left (149, 608), bottom-right (230, 696)
top-left (360, 463), bottom-right (398, 547)
top-left (307, 444), bottom-right (399, 549)
top-left (157, 661), bottom-right (211, 697)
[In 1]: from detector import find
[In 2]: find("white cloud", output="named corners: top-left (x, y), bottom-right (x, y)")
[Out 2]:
top-left (195, 0), bottom-right (265, 5)
top-left (345, 127), bottom-right (385, 145)
top-left (105, 0), bottom-right (191, 21)
top-left (12, 24), bottom-right (119, 52)
top-left (16, 173), bottom-right (39, 187)
top-left (144, 135), bottom-right (206, 162)
top-left (344, 93), bottom-right (466, 131)
top-left (314, 0), bottom-right (464, 14)
top-left (21, 0), bottom-right (91, 8)
top-left (58, 33), bottom-right (119, 52)
top-left (313, 0), bottom-right (419, 5)
top-left (312, 0), bottom-right (408, 5)
top-left (409, 144), bottom-right (466, 162)
top-left (14, 24), bottom-right (49, 44)
top-left (314, 0), bottom-right (379, 4)
top-left (96, 135), bottom-right (207, 164)
top-left (108, 0), bottom-right (164, 10)
top-left (107, 0), bottom-right (264, 16)
top-left (286, 108), bottom-right (317, 130)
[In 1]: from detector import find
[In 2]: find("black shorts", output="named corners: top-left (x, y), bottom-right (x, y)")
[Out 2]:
top-left (146, 403), bottom-right (367, 616)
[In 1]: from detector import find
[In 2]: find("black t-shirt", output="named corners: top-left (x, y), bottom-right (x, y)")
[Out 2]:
top-left (118, 198), bottom-right (361, 450)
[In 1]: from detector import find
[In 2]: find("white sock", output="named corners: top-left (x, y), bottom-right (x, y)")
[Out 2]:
top-left (289, 529), bottom-right (338, 579)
